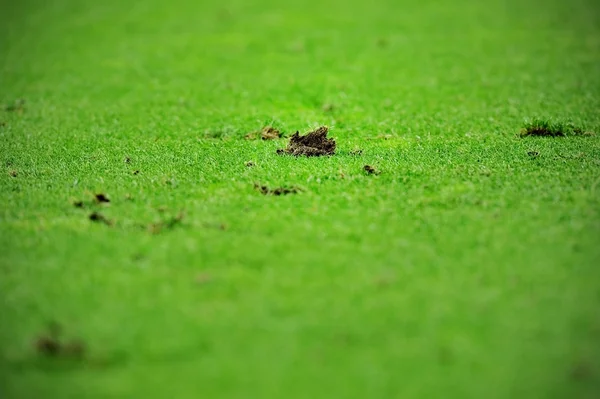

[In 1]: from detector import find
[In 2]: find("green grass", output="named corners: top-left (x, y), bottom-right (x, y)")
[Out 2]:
top-left (1, 0), bottom-right (600, 398)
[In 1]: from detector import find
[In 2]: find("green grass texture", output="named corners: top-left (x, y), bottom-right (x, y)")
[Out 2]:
top-left (1, 0), bottom-right (599, 397)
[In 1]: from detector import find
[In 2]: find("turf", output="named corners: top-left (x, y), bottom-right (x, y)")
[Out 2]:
top-left (1, 0), bottom-right (600, 398)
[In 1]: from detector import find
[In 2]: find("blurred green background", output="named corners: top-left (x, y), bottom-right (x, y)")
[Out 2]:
top-left (1, 0), bottom-right (599, 398)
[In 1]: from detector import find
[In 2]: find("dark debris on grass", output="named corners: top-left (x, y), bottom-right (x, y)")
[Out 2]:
top-left (245, 126), bottom-right (282, 140)
top-left (94, 193), bottom-right (110, 203)
top-left (148, 211), bottom-right (185, 234)
top-left (34, 322), bottom-right (86, 361)
top-left (520, 119), bottom-right (592, 137)
top-left (89, 211), bottom-right (113, 226)
top-left (277, 126), bottom-right (336, 156)
top-left (254, 183), bottom-right (301, 196)
top-left (364, 165), bottom-right (380, 175)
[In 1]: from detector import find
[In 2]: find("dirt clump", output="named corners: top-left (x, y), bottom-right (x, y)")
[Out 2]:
top-left (148, 211), bottom-right (184, 234)
top-left (254, 183), bottom-right (301, 196)
top-left (245, 126), bottom-right (282, 140)
top-left (89, 212), bottom-right (112, 226)
top-left (364, 165), bottom-right (380, 175)
top-left (245, 161), bottom-right (255, 167)
top-left (277, 126), bottom-right (335, 156)
top-left (94, 193), bottom-right (110, 203)
top-left (34, 322), bottom-right (86, 360)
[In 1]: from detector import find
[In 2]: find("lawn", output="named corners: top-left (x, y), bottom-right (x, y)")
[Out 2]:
top-left (1, 0), bottom-right (600, 397)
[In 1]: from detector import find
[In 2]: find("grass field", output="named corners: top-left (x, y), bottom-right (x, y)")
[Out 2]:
top-left (1, 0), bottom-right (600, 397)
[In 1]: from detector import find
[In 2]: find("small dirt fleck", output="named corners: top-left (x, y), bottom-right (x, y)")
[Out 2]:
top-left (527, 151), bottom-right (539, 158)
top-left (89, 212), bottom-right (112, 225)
top-left (261, 126), bottom-right (281, 140)
top-left (364, 165), bottom-right (380, 175)
top-left (349, 149), bottom-right (363, 156)
top-left (245, 126), bottom-right (282, 140)
top-left (95, 193), bottom-right (110, 203)
top-left (73, 200), bottom-right (84, 208)
top-left (148, 211), bottom-right (184, 234)
top-left (9, 170), bottom-right (18, 177)
top-left (245, 161), bottom-right (255, 167)
top-left (570, 360), bottom-right (594, 381)
top-left (254, 183), bottom-right (301, 196)
top-left (35, 335), bottom-right (62, 356)
top-left (133, 170), bottom-right (140, 175)
top-left (5, 99), bottom-right (25, 112)
top-left (124, 157), bottom-right (131, 164)
top-left (34, 323), bottom-right (87, 360)
top-left (277, 126), bottom-right (336, 157)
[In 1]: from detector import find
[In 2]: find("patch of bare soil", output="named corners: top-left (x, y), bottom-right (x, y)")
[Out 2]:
top-left (34, 322), bottom-right (86, 360)
top-left (89, 212), bottom-right (113, 226)
top-left (148, 211), bottom-right (184, 234)
top-left (363, 165), bottom-right (380, 175)
top-left (277, 126), bottom-right (335, 156)
top-left (245, 126), bottom-right (282, 140)
top-left (254, 183), bottom-right (301, 196)
top-left (94, 193), bottom-right (110, 203)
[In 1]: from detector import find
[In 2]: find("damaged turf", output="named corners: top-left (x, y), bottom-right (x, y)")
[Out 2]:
top-left (520, 119), bottom-right (591, 137)
top-left (277, 126), bottom-right (335, 156)
top-left (245, 126), bottom-right (282, 140)
top-left (254, 183), bottom-right (301, 196)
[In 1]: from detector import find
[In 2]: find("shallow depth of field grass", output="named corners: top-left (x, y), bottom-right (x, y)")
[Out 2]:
top-left (1, 0), bottom-right (600, 397)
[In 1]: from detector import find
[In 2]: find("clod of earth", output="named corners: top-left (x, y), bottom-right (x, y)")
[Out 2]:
top-left (245, 161), bottom-right (255, 167)
top-left (34, 322), bottom-right (86, 360)
top-left (349, 149), bottom-right (363, 156)
top-left (277, 126), bottom-right (335, 156)
top-left (73, 200), bottom-right (84, 208)
top-left (520, 119), bottom-right (587, 137)
top-left (148, 211), bottom-right (184, 234)
top-left (245, 126), bottom-right (282, 140)
top-left (95, 193), bottom-right (110, 203)
top-left (9, 170), bottom-right (18, 177)
top-left (364, 165), bottom-right (380, 175)
top-left (124, 157), bottom-right (131, 164)
top-left (89, 212), bottom-right (112, 225)
top-left (254, 183), bottom-right (301, 196)
top-left (133, 170), bottom-right (140, 175)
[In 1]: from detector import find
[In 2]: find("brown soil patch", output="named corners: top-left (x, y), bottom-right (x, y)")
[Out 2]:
top-left (34, 322), bottom-right (86, 360)
top-left (254, 183), bottom-right (301, 196)
top-left (148, 211), bottom-right (184, 234)
top-left (94, 193), bottom-right (110, 203)
top-left (89, 212), bottom-right (112, 226)
top-left (364, 165), bottom-right (380, 175)
top-left (245, 126), bottom-right (282, 140)
top-left (277, 126), bottom-right (335, 156)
